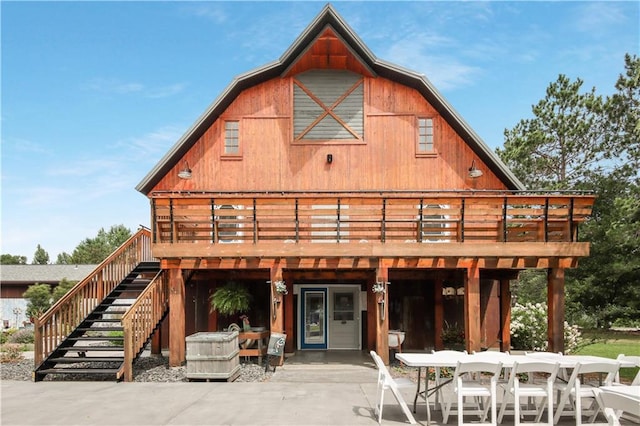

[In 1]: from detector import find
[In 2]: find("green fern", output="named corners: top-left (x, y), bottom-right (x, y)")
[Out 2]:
top-left (209, 281), bottom-right (252, 316)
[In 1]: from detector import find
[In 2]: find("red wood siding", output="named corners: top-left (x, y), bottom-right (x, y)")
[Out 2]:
top-left (152, 74), bottom-right (506, 193)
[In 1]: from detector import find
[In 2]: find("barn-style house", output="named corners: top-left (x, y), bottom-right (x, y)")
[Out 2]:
top-left (34, 4), bottom-right (594, 381)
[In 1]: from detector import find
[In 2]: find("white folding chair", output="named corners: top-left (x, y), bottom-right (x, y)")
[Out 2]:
top-left (614, 354), bottom-right (640, 385)
top-left (432, 349), bottom-right (468, 412)
top-left (553, 361), bottom-right (620, 425)
top-left (525, 351), bottom-right (568, 381)
top-left (594, 387), bottom-right (640, 426)
top-left (498, 360), bottom-right (559, 425)
top-left (442, 360), bottom-right (503, 426)
top-left (369, 350), bottom-right (417, 425)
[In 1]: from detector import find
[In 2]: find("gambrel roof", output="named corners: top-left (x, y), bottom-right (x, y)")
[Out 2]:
top-left (136, 4), bottom-right (524, 195)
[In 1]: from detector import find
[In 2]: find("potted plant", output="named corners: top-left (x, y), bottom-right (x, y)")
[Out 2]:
top-left (209, 281), bottom-right (252, 320)
top-left (441, 321), bottom-right (465, 350)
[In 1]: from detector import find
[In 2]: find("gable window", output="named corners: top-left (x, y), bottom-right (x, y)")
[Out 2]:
top-left (417, 117), bottom-right (435, 155)
top-left (223, 120), bottom-right (240, 157)
top-left (293, 70), bottom-right (364, 143)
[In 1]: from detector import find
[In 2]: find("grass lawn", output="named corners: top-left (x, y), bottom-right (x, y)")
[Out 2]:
top-left (575, 329), bottom-right (640, 382)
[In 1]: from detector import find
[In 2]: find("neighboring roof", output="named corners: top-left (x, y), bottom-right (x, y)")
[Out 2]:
top-left (0, 265), bottom-right (98, 284)
top-left (136, 4), bottom-right (525, 194)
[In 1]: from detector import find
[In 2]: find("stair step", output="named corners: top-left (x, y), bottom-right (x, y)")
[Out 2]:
top-left (49, 357), bottom-right (124, 363)
top-left (85, 318), bottom-right (122, 323)
top-left (38, 368), bottom-right (120, 375)
top-left (59, 346), bottom-right (123, 352)
top-left (77, 327), bottom-right (123, 332)
top-left (68, 336), bottom-right (124, 341)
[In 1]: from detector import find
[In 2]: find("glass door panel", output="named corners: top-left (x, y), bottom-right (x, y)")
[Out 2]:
top-left (301, 289), bottom-right (327, 349)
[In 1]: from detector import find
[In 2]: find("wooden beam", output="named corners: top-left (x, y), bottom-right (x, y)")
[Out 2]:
top-left (270, 263), bottom-right (284, 334)
top-left (168, 268), bottom-right (186, 366)
top-left (375, 264), bottom-right (389, 364)
top-left (500, 278), bottom-right (511, 352)
top-left (434, 276), bottom-right (444, 350)
top-left (547, 268), bottom-right (565, 353)
top-left (464, 263), bottom-right (481, 353)
top-left (283, 272), bottom-right (294, 353)
top-left (153, 242), bottom-right (591, 260)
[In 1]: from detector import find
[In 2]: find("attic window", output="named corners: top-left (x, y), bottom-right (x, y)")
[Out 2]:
top-left (416, 117), bottom-right (436, 156)
top-left (223, 120), bottom-right (241, 158)
top-left (293, 70), bottom-right (364, 143)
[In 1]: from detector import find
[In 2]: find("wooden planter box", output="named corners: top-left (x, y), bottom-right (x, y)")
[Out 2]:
top-left (186, 331), bottom-right (240, 381)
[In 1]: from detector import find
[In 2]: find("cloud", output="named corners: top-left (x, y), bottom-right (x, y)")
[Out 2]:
top-left (2, 137), bottom-right (51, 155)
top-left (572, 3), bottom-right (628, 34)
top-left (381, 33), bottom-right (481, 91)
top-left (118, 125), bottom-right (184, 160)
top-left (82, 78), bottom-right (185, 98)
top-left (185, 4), bottom-right (228, 24)
top-left (84, 78), bottom-right (144, 94)
top-left (145, 83), bottom-right (187, 99)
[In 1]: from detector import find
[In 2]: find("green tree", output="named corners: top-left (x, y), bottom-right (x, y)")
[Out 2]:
top-left (32, 244), bottom-right (50, 264)
top-left (0, 254), bottom-right (27, 264)
top-left (497, 74), bottom-right (606, 190)
top-left (70, 225), bottom-right (132, 264)
top-left (52, 278), bottom-right (76, 303)
top-left (23, 284), bottom-right (52, 320)
top-left (500, 54), bottom-right (640, 328)
top-left (55, 252), bottom-right (73, 265)
top-left (605, 54), bottom-right (640, 177)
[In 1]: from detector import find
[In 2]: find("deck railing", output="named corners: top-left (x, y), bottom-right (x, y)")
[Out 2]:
top-left (150, 191), bottom-right (595, 245)
top-left (120, 269), bottom-right (168, 382)
top-left (34, 228), bottom-right (153, 368)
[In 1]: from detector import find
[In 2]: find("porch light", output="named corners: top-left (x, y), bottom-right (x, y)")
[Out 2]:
top-left (468, 159), bottom-right (483, 178)
top-left (178, 161), bottom-right (192, 179)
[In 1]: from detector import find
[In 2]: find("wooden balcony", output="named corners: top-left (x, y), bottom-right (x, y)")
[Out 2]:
top-left (150, 191), bottom-right (595, 263)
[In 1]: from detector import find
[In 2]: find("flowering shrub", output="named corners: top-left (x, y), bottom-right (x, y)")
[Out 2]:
top-left (511, 302), bottom-right (582, 353)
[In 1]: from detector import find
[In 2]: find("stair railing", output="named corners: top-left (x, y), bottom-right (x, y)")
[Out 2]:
top-left (120, 269), bottom-right (168, 382)
top-left (34, 227), bottom-right (154, 368)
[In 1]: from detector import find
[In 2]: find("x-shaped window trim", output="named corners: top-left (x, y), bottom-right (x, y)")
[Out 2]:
top-left (293, 77), bottom-right (364, 141)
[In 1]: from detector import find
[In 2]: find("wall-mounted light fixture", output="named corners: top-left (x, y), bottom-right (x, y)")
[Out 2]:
top-left (327, 154), bottom-right (333, 164)
top-left (178, 161), bottom-right (192, 179)
top-left (468, 159), bottom-right (483, 178)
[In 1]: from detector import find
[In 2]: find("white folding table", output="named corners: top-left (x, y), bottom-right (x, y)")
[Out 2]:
top-left (395, 352), bottom-right (633, 425)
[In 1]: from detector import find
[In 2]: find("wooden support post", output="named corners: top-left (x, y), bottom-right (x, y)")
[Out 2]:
top-left (434, 276), bottom-right (444, 350)
top-left (547, 267), bottom-right (565, 353)
top-left (464, 263), bottom-right (481, 353)
top-left (283, 272), bottom-right (294, 353)
top-left (375, 265), bottom-right (390, 364)
top-left (500, 278), bottom-right (511, 352)
top-left (168, 268), bottom-right (186, 367)
top-left (269, 264), bottom-right (285, 366)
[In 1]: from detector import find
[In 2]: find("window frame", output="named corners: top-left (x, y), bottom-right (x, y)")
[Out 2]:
top-left (221, 119), bottom-right (242, 160)
top-left (292, 70), bottom-right (365, 145)
top-left (415, 116), bottom-right (437, 157)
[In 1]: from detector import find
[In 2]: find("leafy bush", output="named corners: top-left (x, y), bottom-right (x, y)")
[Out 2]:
top-left (1, 329), bottom-right (17, 345)
top-left (0, 344), bottom-right (24, 363)
top-left (8, 328), bottom-right (34, 344)
top-left (611, 317), bottom-right (640, 328)
top-left (23, 283), bottom-right (53, 319)
top-left (511, 302), bottom-right (582, 353)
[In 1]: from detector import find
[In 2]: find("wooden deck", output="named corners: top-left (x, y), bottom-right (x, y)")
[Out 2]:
top-left (150, 191), bottom-right (595, 261)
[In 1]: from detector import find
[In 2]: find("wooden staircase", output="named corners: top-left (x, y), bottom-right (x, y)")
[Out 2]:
top-left (34, 228), bottom-right (169, 382)
top-left (34, 262), bottom-right (161, 381)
